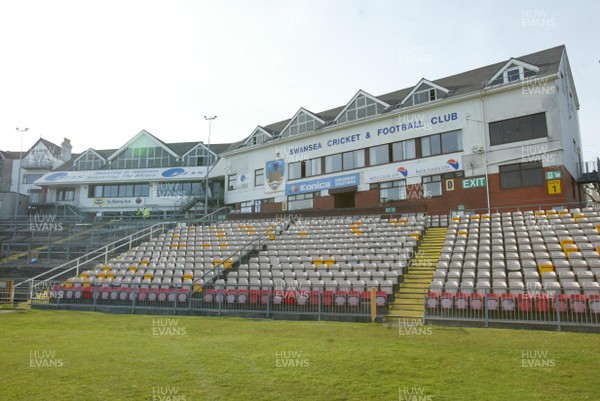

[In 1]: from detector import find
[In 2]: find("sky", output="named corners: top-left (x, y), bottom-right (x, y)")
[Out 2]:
top-left (1, 0), bottom-right (599, 160)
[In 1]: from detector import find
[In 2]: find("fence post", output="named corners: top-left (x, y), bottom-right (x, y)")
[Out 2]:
top-left (104, 245), bottom-right (109, 264)
top-left (555, 294), bottom-right (562, 332)
top-left (93, 285), bottom-right (97, 311)
top-left (318, 289), bottom-right (322, 321)
top-left (422, 289), bottom-right (427, 325)
top-left (266, 288), bottom-right (271, 318)
top-left (370, 287), bottom-right (377, 322)
top-left (76, 259), bottom-right (80, 277)
top-left (484, 290), bottom-right (489, 328)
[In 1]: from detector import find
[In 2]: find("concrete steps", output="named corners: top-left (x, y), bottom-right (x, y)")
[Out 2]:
top-left (384, 226), bottom-right (447, 322)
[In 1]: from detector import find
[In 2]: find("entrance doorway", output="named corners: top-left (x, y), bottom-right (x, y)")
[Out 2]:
top-left (333, 192), bottom-right (355, 209)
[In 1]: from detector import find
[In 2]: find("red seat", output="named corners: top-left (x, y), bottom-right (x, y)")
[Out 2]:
top-left (501, 293), bottom-right (516, 312)
top-left (570, 294), bottom-right (586, 313)
top-left (273, 290), bottom-right (285, 305)
top-left (260, 290), bottom-right (270, 305)
top-left (486, 293), bottom-right (500, 311)
top-left (376, 291), bottom-right (387, 307)
top-left (440, 292), bottom-right (454, 309)
top-left (552, 294), bottom-right (568, 313)
top-left (426, 292), bottom-right (440, 309)
top-left (323, 290), bottom-right (334, 306)
top-left (589, 295), bottom-right (600, 314)
top-left (310, 291), bottom-right (320, 305)
top-left (177, 290), bottom-right (189, 303)
top-left (137, 288), bottom-right (149, 301)
top-left (237, 289), bottom-right (248, 304)
top-left (535, 294), bottom-right (549, 313)
top-left (347, 291), bottom-right (361, 307)
top-left (296, 291), bottom-right (309, 306)
top-left (334, 291), bottom-right (348, 306)
top-left (203, 288), bottom-right (215, 303)
top-left (469, 293), bottom-right (484, 310)
top-left (249, 290), bottom-right (260, 304)
top-left (517, 294), bottom-right (533, 312)
top-left (455, 293), bottom-right (469, 310)
top-left (284, 291), bottom-right (296, 305)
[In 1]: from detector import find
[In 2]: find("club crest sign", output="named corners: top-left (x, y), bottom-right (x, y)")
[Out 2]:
top-left (266, 159), bottom-right (285, 193)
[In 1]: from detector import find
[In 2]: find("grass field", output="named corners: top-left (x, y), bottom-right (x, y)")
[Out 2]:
top-left (1, 309), bottom-right (599, 401)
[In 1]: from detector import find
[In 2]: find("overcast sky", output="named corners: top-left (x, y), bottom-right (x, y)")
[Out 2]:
top-left (1, 0), bottom-right (599, 161)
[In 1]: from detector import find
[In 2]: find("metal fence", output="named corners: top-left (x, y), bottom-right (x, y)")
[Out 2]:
top-left (28, 281), bottom-right (381, 321)
top-left (423, 290), bottom-right (600, 330)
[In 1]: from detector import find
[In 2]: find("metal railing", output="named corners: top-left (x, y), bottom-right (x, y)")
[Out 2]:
top-left (14, 222), bottom-right (177, 290)
top-left (423, 290), bottom-right (600, 331)
top-left (28, 281), bottom-right (380, 321)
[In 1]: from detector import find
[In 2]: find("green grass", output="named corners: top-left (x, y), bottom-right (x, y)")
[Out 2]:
top-left (1, 310), bottom-right (599, 400)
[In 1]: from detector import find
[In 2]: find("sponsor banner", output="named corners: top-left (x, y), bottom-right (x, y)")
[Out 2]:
top-left (364, 155), bottom-right (461, 184)
top-left (36, 166), bottom-right (209, 185)
top-left (286, 173), bottom-right (359, 196)
top-left (265, 159), bottom-right (285, 193)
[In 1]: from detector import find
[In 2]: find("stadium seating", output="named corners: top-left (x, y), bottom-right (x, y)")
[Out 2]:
top-left (427, 208), bottom-right (600, 316)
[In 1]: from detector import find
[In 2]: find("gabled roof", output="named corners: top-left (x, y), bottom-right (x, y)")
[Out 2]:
top-left (334, 90), bottom-right (390, 123)
top-left (106, 129), bottom-right (180, 161)
top-left (242, 126), bottom-right (273, 147)
top-left (23, 138), bottom-right (62, 159)
top-left (279, 107), bottom-right (326, 138)
top-left (487, 58), bottom-right (540, 86)
top-left (400, 78), bottom-right (450, 106)
top-left (227, 45), bottom-right (567, 152)
top-left (72, 148), bottom-right (107, 163)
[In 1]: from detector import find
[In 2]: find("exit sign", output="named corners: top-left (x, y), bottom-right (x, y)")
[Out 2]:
top-left (545, 171), bottom-right (561, 180)
top-left (462, 177), bottom-right (487, 189)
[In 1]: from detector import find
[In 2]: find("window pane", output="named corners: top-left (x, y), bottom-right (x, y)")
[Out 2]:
top-left (392, 142), bottom-right (404, 161)
top-left (424, 181), bottom-right (442, 197)
top-left (325, 154), bottom-right (342, 173)
top-left (517, 115), bottom-right (533, 140)
top-left (369, 144), bottom-right (389, 165)
top-left (532, 113), bottom-right (547, 138)
top-left (522, 166), bottom-right (544, 187)
top-left (441, 130), bottom-right (461, 153)
top-left (430, 135), bottom-right (441, 155)
top-left (306, 158), bottom-right (321, 176)
top-left (501, 171), bottom-right (521, 189)
top-left (289, 162), bottom-right (301, 180)
top-left (404, 139), bottom-right (416, 159)
top-left (421, 137), bottom-right (431, 157)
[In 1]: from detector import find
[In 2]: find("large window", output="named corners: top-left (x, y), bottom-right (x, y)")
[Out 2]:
top-left (288, 192), bottom-right (319, 211)
top-left (89, 183), bottom-right (149, 198)
top-left (412, 88), bottom-right (436, 105)
top-left (75, 152), bottom-right (104, 170)
top-left (157, 181), bottom-right (202, 197)
top-left (342, 149), bottom-right (365, 170)
top-left (112, 146), bottom-right (176, 169)
top-left (376, 180), bottom-right (407, 203)
top-left (369, 144), bottom-right (390, 166)
top-left (489, 113), bottom-right (547, 146)
top-left (23, 174), bottom-right (43, 184)
top-left (337, 95), bottom-right (386, 124)
top-left (499, 161), bottom-right (544, 189)
top-left (325, 154), bottom-right (343, 174)
top-left (422, 130), bottom-right (462, 157)
top-left (392, 139), bottom-right (417, 162)
top-left (289, 158), bottom-right (322, 180)
top-left (57, 188), bottom-right (75, 201)
top-left (228, 174), bottom-right (237, 191)
top-left (254, 169), bottom-right (264, 187)
top-left (423, 175), bottom-right (442, 197)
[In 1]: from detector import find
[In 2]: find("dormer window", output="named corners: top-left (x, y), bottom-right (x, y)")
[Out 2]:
top-left (413, 88), bottom-right (437, 105)
top-left (336, 91), bottom-right (388, 124)
top-left (488, 59), bottom-right (539, 86)
top-left (280, 109), bottom-right (324, 138)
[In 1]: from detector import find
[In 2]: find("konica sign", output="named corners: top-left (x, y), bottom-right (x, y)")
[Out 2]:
top-left (285, 173), bottom-right (360, 195)
top-left (365, 156), bottom-right (461, 184)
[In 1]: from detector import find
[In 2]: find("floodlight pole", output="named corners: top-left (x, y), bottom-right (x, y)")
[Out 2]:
top-left (204, 115), bottom-right (217, 218)
top-left (14, 127), bottom-right (29, 220)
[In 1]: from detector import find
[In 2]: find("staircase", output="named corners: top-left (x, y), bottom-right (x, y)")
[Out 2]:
top-left (385, 226), bottom-right (447, 322)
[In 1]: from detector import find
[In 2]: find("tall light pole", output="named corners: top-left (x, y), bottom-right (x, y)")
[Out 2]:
top-left (14, 127), bottom-right (29, 220)
top-left (204, 115), bottom-right (217, 218)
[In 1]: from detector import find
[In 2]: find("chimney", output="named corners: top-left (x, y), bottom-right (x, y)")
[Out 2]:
top-left (61, 138), bottom-right (72, 162)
